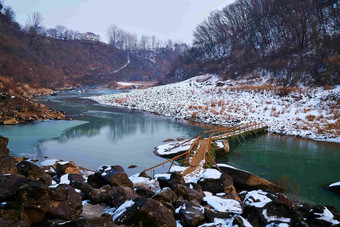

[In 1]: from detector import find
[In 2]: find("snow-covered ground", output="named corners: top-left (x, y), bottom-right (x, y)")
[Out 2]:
top-left (88, 75), bottom-right (340, 143)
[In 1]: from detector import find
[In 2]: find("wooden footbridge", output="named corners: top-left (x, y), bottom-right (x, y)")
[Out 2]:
top-left (143, 122), bottom-right (267, 178)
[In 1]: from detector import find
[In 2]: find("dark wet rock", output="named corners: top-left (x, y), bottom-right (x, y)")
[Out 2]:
top-left (134, 185), bottom-right (154, 198)
top-left (174, 198), bottom-right (188, 209)
top-left (67, 174), bottom-right (85, 189)
top-left (48, 184), bottom-right (82, 220)
top-left (0, 175), bottom-right (33, 201)
top-left (217, 164), bottom-right (285, 193)
top-left (306, 204), bottom-right (340, 227)
top-left (158, 172), bottom-right (185, 189)
top-left (163, 202), bottom-right (175, 213)
top-left (138, 171), bottom-right (149, 178)
top-left (81, 183), bottom-right (93, 198)
top-left (186, 183), bottom-right (204, 196)
top-left (107, 185), bottom-right (140, 207)
top-left (329, 182), bottom-right (340, 195)
top-left (114, 198), bottom-right (176, 227)
top-left (242, 201), bottom-right (302, 227)
top-left (17, 183), bottom-right (51, 224)
top-left (179, 201), bottom-right (205, 227)
top-left (38, 175), bottom-right (53, 186)
top-left (197, 172), bottom-right (235, 194)
top-left (56, 161), bottom-right (80, 178)
top-left (172, 184), bottom-right (204, 203)
top-left (0, 209), bottom-right (30, 227)
top-left (204, 207), bottom-right (234, 223)
top-left (16, 161), bottom-right (47, 180)
top-left (0, 156), bottom-right (18, 175)
top-left (87, 187), bottom-right (110, 204)
top-left (152, 188), bottom-right (177, 204)
top-left (230, 216), bottom-right (253, 227)
top-left (216, 81), bottom-right (225, 87)
top-left (88, 165), bottom-right (133, 189)
top-left (220, 192), bottom-right (241, 201)
top-left (0, 135), bottom-right (10, 157)
top-left (57, 216), bottom-right (118, 227)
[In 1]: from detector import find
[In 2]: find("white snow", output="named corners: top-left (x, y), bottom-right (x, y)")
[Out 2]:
top-left (60, 174), bottom-right (70, 185)
top-left (112, 200), bottom-right (135, 221)
top-left (314, 207), bottom-right (340, 225)
top-left (112, 55), bottom-right (130, 74)
top-left (199, 169), bottom-right (222, 180)
top-left (155, 140), bottom-right (193, 156)
top-left (199, 218), bottom-right (233, 227)
top-left (329, 181), bottom-right (340, 187)
top-left (88, 74), bottom-right (340, 143)
top-left (203, 194), bottom-right (242, 213)
top-left (262, 209), bottom-right (291, 223)
top-left (243, 190), bottom-right (272, 208)
top-left (58, 161), bottom-right (70, 165)
top-left (215, 141), bottom-right (224, 149)
top-left (169, 166), bottom-right (187, 173)
top-left (40, 159), bottom-right (59, 166)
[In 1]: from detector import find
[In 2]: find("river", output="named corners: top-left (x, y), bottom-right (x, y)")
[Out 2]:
top-left (0, 88), bottom-right (339, 209)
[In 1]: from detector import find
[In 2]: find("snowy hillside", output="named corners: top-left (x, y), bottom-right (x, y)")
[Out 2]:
top-left (88, 75), bottom-right (340, 143)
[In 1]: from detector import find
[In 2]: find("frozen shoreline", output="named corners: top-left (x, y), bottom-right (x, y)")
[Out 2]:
top-left (87, 75), bottom-right (340, 143)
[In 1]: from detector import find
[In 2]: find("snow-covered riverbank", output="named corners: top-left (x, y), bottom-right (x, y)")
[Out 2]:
top-left (88, 75), bottom-right (340, 143)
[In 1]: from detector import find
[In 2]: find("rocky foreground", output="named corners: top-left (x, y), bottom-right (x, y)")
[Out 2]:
top-left (0, 136), bottom-right (339, 227)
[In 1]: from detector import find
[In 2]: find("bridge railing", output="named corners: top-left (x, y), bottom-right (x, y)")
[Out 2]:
top-left (142, 121), bottom-right (267, 175)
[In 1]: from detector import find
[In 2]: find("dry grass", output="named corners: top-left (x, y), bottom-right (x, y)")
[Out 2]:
top-left (306, 115), bottom-right (316, 122)
top-left (115, 97), bottom-right (129, 104)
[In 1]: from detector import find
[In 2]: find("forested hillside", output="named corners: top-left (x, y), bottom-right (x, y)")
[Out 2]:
top-left (0, 3), bottom-right (180, 92)
top-left (166, 0), bottom-right (339, 86)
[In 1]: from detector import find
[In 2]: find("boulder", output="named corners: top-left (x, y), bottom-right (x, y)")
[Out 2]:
top-left (186, 183), bottom-right (204, 196)
top-left (197, 170), bottom-right (235, 194)
top-left (0, 156), bottom-right (18, 175)
top-left (58, 216), bottom-right (118, 227)
top-left (152, 188), bottom-right (178, 204)
top-left (56, 161), bottom-right (80, 177)
top-left (87, 187), bottom-right (110, 204)
top-left (178, 201), bottom-right (205, 227)
top-left (172, 184), bottom-right (204, 203)
top-left (306, 205), bottom-right (340, 227)
top-left (16, 161), bottom-right (47, 180)
top-left (217, 164), bottom-right (285, 193)
top-left (88, 165), bottom-right (133, 189)
top-left (48, 184), bottom-right (83, 220)
top-left (134, 185), bottom-right (155, 198)
top-left (0, 135), bottom-right (9, 157)
top-left (16, 183), bottom-right (51, 224)
top-left (0, 209), bottom-right (30, 227)
top-left (0, 175), bottom-right (33, 201)
top-left (204, 207), bottom-right (234, 223)
top-left (107, 185), bottom-right (140, 207)
top-left (242, 201), bottom-right (303, 227)
top-left (329, 182), bottom-right (340, 194)
top-left (67, 174), bottom-right (85, 189)
top-left (230, 216), bottom-right (253, 227)
top-left (158, 172), bottom-right (185, 189)
top-left (38, 175), bottom-right (53, 186)
top-left (113, 198), bottom-right (176, 227)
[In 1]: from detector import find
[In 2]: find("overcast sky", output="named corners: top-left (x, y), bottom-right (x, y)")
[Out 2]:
top-left (5, 0), bottom-right (234, 44)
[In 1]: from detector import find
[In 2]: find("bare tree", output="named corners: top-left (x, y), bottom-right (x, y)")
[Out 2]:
top-left (26, 11), bottom-right (43, 34)
top-left (107, 24), bottom-right (120, 47)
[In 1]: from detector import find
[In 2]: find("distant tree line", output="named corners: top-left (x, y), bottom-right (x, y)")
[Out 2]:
top-left (106, 24), bottom-right (189, 52)
top-left (167, 0), bottom-right (339, 85)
